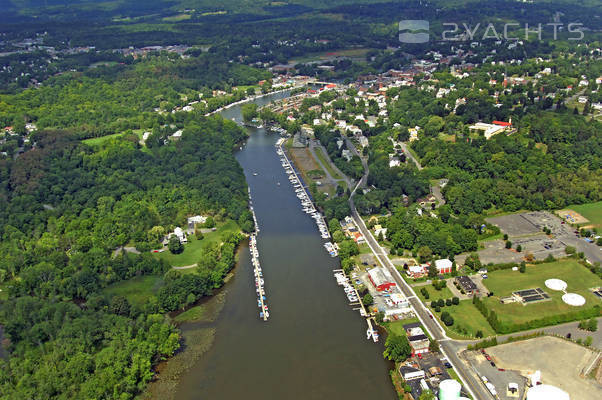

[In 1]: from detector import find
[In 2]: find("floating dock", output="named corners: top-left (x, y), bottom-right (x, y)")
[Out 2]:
top-left (248, 190), bottom-right (267, 321)
top-left (250, 233), bottom-right (268, 321)
top-left (276, 139), bottom-right (333, 254)
top-left (333, 269), bottom-right (378, 343)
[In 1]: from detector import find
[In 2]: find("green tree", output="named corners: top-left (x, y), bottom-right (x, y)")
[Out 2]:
top-left (363, 293), bottom-right (374, 306)
top-left (383, 334), bottom-right (412, 362)
top-left (588, 318), bottom-right (598, 332)
top-left (168, 236), bottom-right (184, 254)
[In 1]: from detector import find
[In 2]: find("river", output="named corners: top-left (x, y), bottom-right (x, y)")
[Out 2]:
top-left (174, 91), bottom-right (396, 399)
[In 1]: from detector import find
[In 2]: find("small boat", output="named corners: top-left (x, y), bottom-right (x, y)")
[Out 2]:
top-left (253, 172), bottom-right (258, 176)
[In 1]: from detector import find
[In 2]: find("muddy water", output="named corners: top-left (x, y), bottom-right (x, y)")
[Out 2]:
top-left (171, 92), bottom-right (395, 399)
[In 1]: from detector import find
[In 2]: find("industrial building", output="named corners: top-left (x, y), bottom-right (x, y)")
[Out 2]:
top-left (367, 267), bottom-right (396, 291)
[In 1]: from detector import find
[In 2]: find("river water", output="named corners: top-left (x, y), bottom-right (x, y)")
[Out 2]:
top-left (174, 92), bottom-right (395, 399)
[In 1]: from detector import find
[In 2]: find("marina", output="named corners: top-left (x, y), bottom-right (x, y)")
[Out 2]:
top-left (276, 138), bottom-right (335, 255)
top-left (249, 191), bottom-right (267, 321)
top-left (250, 233), bottom-right (269, 321)
top-left (174, 89), bottom-right (395, 400)
top-left (333, 269), bottom-right (379, 343)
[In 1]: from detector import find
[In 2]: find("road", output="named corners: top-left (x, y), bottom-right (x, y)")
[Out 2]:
top-left (400, 142), bottom-right (422, 170)
top-left (347, 154), bottom-right (491, 400)
top-left (308, 140), bottom-right (352, 189)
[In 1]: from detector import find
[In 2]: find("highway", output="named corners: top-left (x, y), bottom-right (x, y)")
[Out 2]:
top-left (346, 148), bottom-right (492, 400)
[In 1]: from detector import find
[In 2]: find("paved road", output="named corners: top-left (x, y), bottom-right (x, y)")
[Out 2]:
top-left (400, 142), bottom-right (422, 170)
top-left (308, 140), bottom-right (352, 189)
top-left (347, 165), bottom-right (491, 400)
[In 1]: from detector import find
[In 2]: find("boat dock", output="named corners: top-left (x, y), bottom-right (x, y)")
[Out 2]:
top-left (276, 139), bottom-right (333, 253)
top-left (248, 190), bottom-right (267, 321)
top-left (251, 233), bottom-right (269, 321)
top-left (333, 269), bottom-right (379, 343)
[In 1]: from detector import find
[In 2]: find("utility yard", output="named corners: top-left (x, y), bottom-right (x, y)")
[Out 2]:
top-left (481, 259), bottom-right (602, 326)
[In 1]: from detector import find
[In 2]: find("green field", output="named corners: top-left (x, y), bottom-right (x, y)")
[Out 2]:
top-left (314, 147), bottom-right (343, 180)
top-left (104, 275), bottom-right (164, 307)
top-left (482, 259), bottom-right (602, 325)
top-left (438, 300), bottom-right (496, 338)
top-left (416, 284), bottom-right (455, 303)
top-left (156, 220), bottom-right (240, 267)
top-left (384, 317), bottom-right (420, 337)
top-left (172, 305), bottom-right (206, 323)
top-left (82, 132), bottom-right (125, 146)
top-left (564, 201), bottom-right (602, 228)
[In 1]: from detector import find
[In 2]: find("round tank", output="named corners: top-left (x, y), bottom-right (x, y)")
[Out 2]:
top-left (527, 384), bottom-right (570, 400)
top-left (439, 379), bottom-right (461, 400)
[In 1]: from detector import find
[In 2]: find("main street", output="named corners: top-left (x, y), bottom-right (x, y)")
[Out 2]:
top-left (345, 144), bottom-right (492, 400)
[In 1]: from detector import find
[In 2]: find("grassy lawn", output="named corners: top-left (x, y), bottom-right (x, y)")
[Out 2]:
top-left (384, 317), bottom-right (420, 336)
top-left (314, 147), bottom-right (342, 179)
top-left (416, 284), bottom-right (455, 303)
top-left (434, 300), bottom-right (497, 338)
top-left (104, 275), bottom-right (164, 308)
top-left (481, 259), bottom-right (602, 326)
top-left (156, 220), bottom-right (240, 267)
top-left (83, 132), bottom-right (125, 146)
top-left (563, 201), bottom-right (602, 228)
top-left (172, 305), bottom-right (206, 323)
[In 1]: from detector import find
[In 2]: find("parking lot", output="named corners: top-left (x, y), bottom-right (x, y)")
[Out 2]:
top-left (477, 211), bottom-right (602, 265)
top-left (463, 349), bottom-right (525, 400)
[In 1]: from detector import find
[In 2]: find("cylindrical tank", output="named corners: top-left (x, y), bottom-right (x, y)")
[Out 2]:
top-left (527, 384), bottom-right (570, 400)
top-left (439, 379), bottom-right (461, 400)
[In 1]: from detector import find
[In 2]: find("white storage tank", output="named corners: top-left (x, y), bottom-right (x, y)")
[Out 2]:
top-left (439, 379), bottom-right (461, 400)
top-left (527, 384), bottom-right (570, 400)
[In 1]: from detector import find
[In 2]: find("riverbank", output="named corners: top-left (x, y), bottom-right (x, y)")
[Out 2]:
top-left (204, 86), bottom-right (301, 117)
top-left (141, 289), bottom-right (228, 400)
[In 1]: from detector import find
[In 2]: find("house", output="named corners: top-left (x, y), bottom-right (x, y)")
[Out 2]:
top-left (170, 130), bottom-right (183, 140)
top-left (187, 215), bottom-right (207, 230)
top-left (455, 275), bottom-right (478, 295)
top-left (407, 265), bottom-right (426, 279)
top-left (400, 365), bottom-right (426, 381)
top-left (409, 126), bottom-right (420, 141)
top-left (352, 231), bottom-right (365, 244)
top-left (434, 258), bottom-right (453, 274)
top-left (389, 157), bottom-right (400, 168)
top-left (374, 224), bottom-right (387, 240)
top-left (367, 267), bottom-right (396, 291)
top-left (404, 323), bottom-right (430, 355)
top-left (341, 149), bottom-right (353, 162)
top-left (469, 122), bottom-right (505, 140)
top-left (168, 227), bottom-right (187, 244)
top-left (358, 136), bottom-right (369, 148)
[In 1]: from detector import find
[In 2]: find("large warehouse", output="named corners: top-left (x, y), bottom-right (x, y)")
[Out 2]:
top-left (367, 267), bottom-right (396, 291)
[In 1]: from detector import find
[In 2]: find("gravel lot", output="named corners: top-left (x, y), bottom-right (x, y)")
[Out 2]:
top-left (487, 336), bottom-right (602, 400)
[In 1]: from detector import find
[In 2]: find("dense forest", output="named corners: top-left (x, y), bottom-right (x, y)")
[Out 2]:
top-left (0, 111), bottom-right (253, 397)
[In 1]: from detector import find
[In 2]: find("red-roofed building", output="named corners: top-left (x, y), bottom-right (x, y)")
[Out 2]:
top-left (325, 83), bottom-right (336, 89)
top-left (492, 120), bottom-right (512, 127)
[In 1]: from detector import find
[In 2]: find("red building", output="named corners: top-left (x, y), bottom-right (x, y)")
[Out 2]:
top-left (367, 267), bottom-right (396, 291)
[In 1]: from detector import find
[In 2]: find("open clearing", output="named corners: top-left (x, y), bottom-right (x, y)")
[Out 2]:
top-left (482, 259), bottom-right (602, 325)
top-left (104, 275), bottom-right (164, 308)
top-left (487, 336), bottom-right (602, 400)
